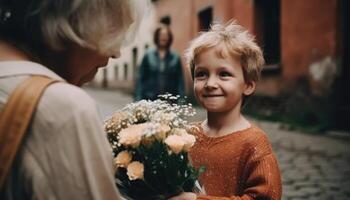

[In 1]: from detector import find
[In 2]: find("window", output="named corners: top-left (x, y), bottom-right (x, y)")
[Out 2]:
top-left (124, 63), bottom-right (128, 80)
top-left (198, 7), bottom-right (212, 32)
top-left (114, 64), bottom-right (119, 81)
top-left (102, 68), bottom-right (108, 88)
top-left (132, 47), bottom-right (138, 81)
top-left (255, 0), bottom-right (281, 66)
top-left (160, 16), bottom-right (171, 26)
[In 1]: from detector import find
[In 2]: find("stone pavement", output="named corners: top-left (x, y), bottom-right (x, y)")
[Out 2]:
top-left (84, 87), bottom-right (350, 200)
top-left (255, 120), bottom-right (350, 200)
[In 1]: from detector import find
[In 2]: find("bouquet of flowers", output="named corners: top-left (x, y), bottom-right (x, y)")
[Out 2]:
top-left (105, 95), bottom-right (204, 200)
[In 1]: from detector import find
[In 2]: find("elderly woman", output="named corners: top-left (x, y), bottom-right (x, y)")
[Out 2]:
top-left (0, 0), bottom-right (145, 199)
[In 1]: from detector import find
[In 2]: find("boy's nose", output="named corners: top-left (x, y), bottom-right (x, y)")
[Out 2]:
top-left (204, 76), bottom-right (218, 89)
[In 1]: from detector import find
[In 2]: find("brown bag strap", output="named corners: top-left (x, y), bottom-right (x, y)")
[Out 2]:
top-left (0, 75), bottom-right (59, 188)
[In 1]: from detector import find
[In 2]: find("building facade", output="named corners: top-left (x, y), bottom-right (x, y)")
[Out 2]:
top-left (93, 0), bottom-right (349, 98)
top-left (152, 0), bottom-right (349, 98)
top-left (93, 0), bottom-right (349, 130)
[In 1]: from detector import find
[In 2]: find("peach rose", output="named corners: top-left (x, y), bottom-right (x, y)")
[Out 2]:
top-left (119, 123), bottom-right (152, 147)
top-left (168, 128), bottom-right (196, 151)
top-left (141, 123), bottom-right (170, 146)
top-left (114, 151), bottom-right (132, 168)
top-left (154, 124), bottom-right (171, 140)
top-left (181, 133), bottom-right (196, 151)
top-left (164, 135), bottom-right (185, 154)
top-left (127, 161), bottom-right (144, 180)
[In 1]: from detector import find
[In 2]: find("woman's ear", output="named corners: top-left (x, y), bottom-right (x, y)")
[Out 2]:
top-left (243, 81), bottom-right (256, 96)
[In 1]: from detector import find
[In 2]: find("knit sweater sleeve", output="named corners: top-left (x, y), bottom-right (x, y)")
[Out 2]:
top-left (196, 136), bottom-right (282, 200)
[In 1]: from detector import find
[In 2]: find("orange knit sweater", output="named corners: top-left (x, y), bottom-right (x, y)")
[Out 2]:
top-left (188, 124), bottom-right (282, 200)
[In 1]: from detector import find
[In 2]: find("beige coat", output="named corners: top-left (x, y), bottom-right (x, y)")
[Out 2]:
top-left (0, 61), bottom-right (121, 200)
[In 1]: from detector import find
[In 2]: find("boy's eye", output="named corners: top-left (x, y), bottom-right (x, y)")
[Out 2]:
top-left (219, 71), bottom-right (232, 77)
top-left (194, 71), bottom-right (207, 78)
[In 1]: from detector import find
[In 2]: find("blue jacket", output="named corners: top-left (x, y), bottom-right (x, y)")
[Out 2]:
top-left (134, 48), bottom-right (185, 100)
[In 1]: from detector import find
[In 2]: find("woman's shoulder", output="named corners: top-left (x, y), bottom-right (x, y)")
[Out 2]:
top-left (142, 48), bottom-right (158, 61)
top-left (145, 48), bottom-right (157, 55)
top-left (168, 50), bottom-right (181, 58)
top-left (43, 82), bottom-right (95, 109)
top-left (36, 82), bottom-right (99, 124)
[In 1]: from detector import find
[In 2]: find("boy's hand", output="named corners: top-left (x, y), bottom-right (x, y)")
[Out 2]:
top-left (168, 192), bottom-right (197, 200)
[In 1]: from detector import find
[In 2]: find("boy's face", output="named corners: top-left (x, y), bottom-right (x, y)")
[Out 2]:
top-left (193, 45), bottom-right (255, 113)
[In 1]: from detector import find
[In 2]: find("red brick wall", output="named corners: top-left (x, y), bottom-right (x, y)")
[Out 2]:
top-left (154, 0), bottom-right (338, 96)
top-left (231, 0), bottom-right (254, 33)
top-left (281, 0), bottom-right (337, 82)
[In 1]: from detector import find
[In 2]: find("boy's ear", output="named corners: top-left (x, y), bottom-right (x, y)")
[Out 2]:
top-left (243, 81), bottom-right (256, 96)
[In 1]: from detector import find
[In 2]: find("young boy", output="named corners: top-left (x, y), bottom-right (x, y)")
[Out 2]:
top-left (170, 21), bottom-right (282, 200)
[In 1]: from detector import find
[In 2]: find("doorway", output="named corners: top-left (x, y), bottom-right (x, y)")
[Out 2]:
top-left (254, 0), bottom-right (281, 66)
top-left (334, 0), bottom-right (350, 130)
top-left (198, 7), bottom-right (213, 32)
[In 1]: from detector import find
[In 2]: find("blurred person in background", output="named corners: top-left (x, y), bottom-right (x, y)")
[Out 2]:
top-left (134, 25), bottom-right (185, 101)
top-left (0, 0), bottom-right (146, 199)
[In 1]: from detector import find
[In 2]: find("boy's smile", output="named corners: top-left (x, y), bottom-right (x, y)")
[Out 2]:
top-left (193, 44), bottom-right (255, 113)
top-left (202, 94), bottom-right (224, 97)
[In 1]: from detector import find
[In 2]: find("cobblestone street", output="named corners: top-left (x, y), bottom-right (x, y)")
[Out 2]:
top-left (85, 87), bottom-right (350, 200)
top-left (256, 121), bottom-right (350, 200)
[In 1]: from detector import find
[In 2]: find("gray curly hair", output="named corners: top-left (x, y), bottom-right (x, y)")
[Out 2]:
top-left (0, 0), bottom-right (147, 56)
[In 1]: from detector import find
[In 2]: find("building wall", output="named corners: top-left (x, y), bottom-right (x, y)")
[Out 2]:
top-left (231, 0), bottom-right (254, 32)
top-left (93, 0), bottom-right (342, 98)
top-left (281, 0), bottom-right (338, 83)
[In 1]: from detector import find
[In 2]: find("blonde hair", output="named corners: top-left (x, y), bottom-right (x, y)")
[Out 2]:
top-left (0, 0), bottom-right (148, 56)
top-left (185, 20), bottom-right (264, 82)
